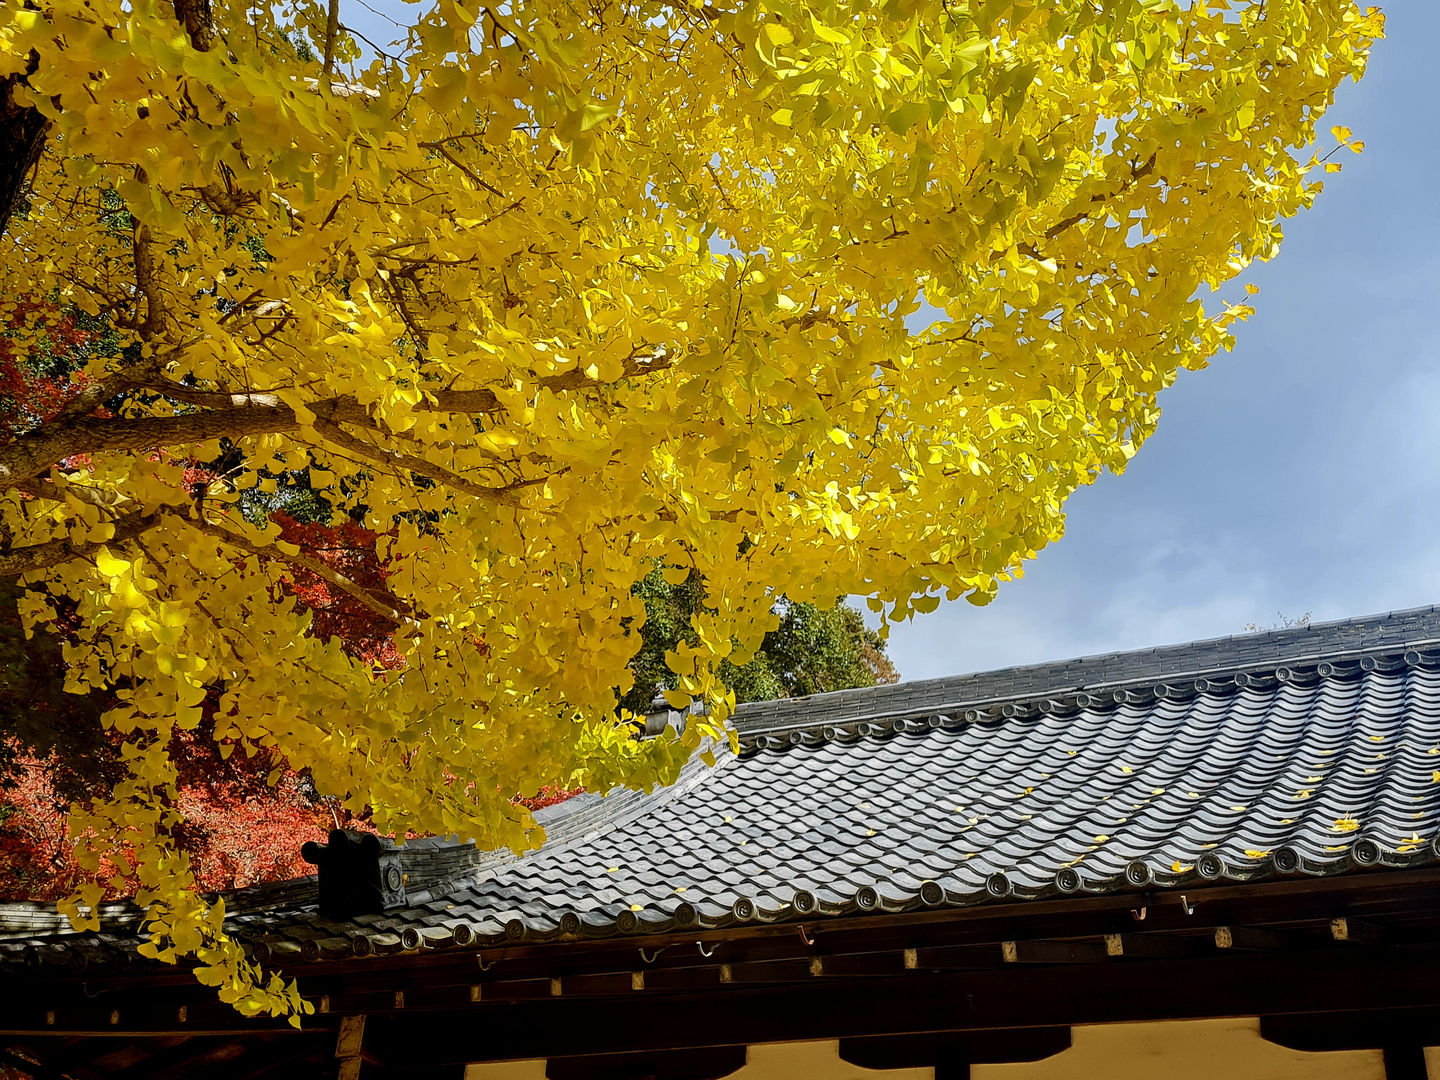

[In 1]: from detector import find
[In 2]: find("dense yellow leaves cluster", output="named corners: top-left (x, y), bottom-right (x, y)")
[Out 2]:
top-left (0, 0), bottom-right (1377, 1015)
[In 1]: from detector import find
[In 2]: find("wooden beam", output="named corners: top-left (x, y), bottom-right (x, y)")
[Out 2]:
top-left (1214, 926), bottom-right (1287, 951)
top-left (906, 946), bottom-right (1006, 971)
top-left (1103, 934), bottom-right (1199, 960)
top-left (1382, 1046), bottom-right (1428, 1080)
top-left (1002, 940), bottom-right (1108, 965)
top-left (1330, 917), bottom-right (1385, 945)
top-left (810, 953), bottom-right (905, 978)
top-left (718, 960), bottom-right (813, 985)
top-left (14, 868), bottom-right (1440, 1017)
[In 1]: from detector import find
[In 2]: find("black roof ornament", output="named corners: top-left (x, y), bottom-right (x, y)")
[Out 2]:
top-left (301, 830), bottom-right (405, 919)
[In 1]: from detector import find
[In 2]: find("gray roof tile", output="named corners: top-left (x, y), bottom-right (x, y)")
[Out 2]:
top-left (10, 605), bottom-right (1440, 965)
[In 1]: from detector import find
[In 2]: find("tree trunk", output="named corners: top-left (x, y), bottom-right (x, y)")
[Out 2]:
top-left (0, 0), bottom-right (212, 242)
top-left (0, 67), bottom-right (50, 242)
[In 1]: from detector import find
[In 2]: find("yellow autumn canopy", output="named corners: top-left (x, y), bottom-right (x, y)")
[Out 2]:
top-left (0, 0), bottom-right (1378, 1015)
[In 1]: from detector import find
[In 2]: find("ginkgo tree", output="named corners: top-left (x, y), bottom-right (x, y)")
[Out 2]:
top-left (0, 0), bottom-right (1379, 1017)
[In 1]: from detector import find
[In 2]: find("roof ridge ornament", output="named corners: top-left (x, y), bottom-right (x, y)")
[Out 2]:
top-left (301, 830), bottom-right (406, 920)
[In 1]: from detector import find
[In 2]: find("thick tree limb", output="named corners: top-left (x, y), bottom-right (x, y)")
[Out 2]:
top-left (133, 223), bottom-right (168, 339)
top-left (172, 0), bottom-right (215, 52)
top-left (0, 60), bottom-right (51, 242)
top-left (0, 355), bottom-right (672, 493)
top-left (0, 507), bottom-right (165, 577)
top-left (3, 484), bottom-right (413, 623)
top-left (321, 0), bottom-right (341, 76)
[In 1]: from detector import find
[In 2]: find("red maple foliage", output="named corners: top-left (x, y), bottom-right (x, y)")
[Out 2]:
top-left (271, 511), bottom-right (403, 668)
top-left (0, 299), bottom-right (95, 442)
top-left (513, 786), bottom-right (585, 812)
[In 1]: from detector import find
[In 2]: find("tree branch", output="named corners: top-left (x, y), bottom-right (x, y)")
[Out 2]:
top-left (419, 142), bottom-right (506, 198)
top-left (0, 49), bottom-right (52, 243)
top-left (1043, 153), bottom-right (1158, 241)
top-left (172, 0), bottom-right (215, 52)
top-left (0, 354), bottom-right (674, 493)
top-left (5, 482), bottom-right (414, 624)
top-left (180, 514), bottom-right (415, 624)
top-left (322, 0), bottom-right (341, 76)
top-left (0, 507), bottom-right (165, 576)
top-left (311, 419), bottom-right (535, 506)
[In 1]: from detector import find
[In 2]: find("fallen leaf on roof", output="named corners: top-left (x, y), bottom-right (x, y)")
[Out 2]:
top-left (1295, 789), bottom-right (1313, 799)
top-left (1173, 861), bottom-right (1193, 873)
top-left (607, 867), bottom-right (619, 873)
top-left (1231, 805), bottom-right (1247, 812)
top-left (1332, 817), bottom-right (1361, 833)
top-left (1244, 849), bottom-right (1270, 859)
top-left (1119, 764), bottom-right (1133, 773)
top-left (1094, 834), bottom-right (1110, 843)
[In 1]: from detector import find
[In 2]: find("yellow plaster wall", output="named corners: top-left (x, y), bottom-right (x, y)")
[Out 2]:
top-left (465, 1019), bottom-right (1391, 1080)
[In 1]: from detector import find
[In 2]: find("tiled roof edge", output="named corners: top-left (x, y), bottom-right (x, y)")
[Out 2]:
top-left (732, 604), bottom-right (1440, 736)
top-left (737, 644), bottom-right (1438, 752)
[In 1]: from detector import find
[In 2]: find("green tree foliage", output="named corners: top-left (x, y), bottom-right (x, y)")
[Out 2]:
top-left (623, 566), bottom-right (897, 715)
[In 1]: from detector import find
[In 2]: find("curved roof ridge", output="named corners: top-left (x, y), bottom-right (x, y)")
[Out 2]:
top-left (732, 603), bottom-right (1440, 735)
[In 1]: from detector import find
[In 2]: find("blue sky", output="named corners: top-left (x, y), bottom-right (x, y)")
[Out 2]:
top-left (887, 0), bottom-right (1440, 680)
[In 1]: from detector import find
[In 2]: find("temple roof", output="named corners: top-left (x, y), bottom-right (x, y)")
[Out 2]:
top-left (8, 603), bottom-right (1440, 968)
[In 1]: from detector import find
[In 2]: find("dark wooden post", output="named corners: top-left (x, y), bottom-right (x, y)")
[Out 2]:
top-left (1382, 1045), bottom-right (1427, 1080)
top-left (336, 1015), bottom-right (366, 1080)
